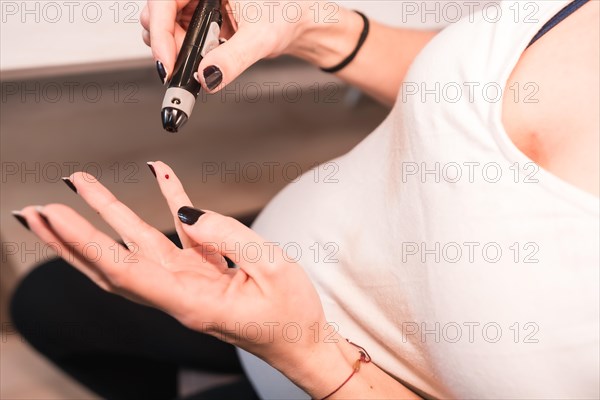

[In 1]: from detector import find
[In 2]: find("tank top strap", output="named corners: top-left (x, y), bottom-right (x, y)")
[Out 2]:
top-left (528, 0), bottom-right (590, 48)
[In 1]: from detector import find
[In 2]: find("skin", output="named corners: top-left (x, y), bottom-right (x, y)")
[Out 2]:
top-left (16, 163), bottom-right (418, 399)
top-left (502, 0), bottom-right (599, 197)
top-left (140, 0), bottom-right (598, 195)
top-left (17, 1), bottom-right (598, 398)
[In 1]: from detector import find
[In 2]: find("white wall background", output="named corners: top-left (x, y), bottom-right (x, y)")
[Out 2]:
top-left (0, 0), bottom-right (494, 73)
top-left (1, 0), bottom-right (149, 71)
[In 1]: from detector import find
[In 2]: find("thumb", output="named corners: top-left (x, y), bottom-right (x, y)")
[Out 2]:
top-left (198, 27), bottom-right (271, 92)
top-left (177, 207), bottom-right (281, 279)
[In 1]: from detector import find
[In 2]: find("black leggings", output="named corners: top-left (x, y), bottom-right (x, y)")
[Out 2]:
top-left (10, 214), bottom-right (261, 400)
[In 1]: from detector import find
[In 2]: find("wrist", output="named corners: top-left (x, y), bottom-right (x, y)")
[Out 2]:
top-left (275, 332), bottom-right (364, 399)
top-left (275, 332), bottom-right (418, 399)
top-left (289, 7), bottom-right (363, 69)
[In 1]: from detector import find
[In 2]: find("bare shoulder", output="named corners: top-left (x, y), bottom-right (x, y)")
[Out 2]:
top-left (502, 0), bottom-right (599, 197)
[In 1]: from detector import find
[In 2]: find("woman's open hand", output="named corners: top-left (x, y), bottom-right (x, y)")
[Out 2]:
top-left (16, 161), bottom-right (332, 369)
top-left (15, 161), bottom-right (419, 398)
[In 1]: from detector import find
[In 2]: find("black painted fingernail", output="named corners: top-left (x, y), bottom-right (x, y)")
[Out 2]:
top-left (36, 207), bottom-right (50, 226)
top-left (156, 60), bottom-right (167, 84)
top-left (147, 162), bottom-right (157, 178)
top-left (62, 177), bottom-right (77, 193)
top-left (12, 211), bottom-right (29, 230)
top-left (178, 206), bottom-right (205, 225)
top-left (203, 66), bottom-right (222, 90)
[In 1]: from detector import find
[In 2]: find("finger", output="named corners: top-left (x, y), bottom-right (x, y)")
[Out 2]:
top-left (17, 206), bottom-right (111, 290)
top-left (141, 3), bottom-right (187, 57)
top-left (154, 25), bottom-right (188, 80)
top-left (198, 25), bottom-right (271, 92)
top-left (39, 204), bottom-right (184, 313)
top-left (142, 29), bottom-right (151, 47)
top-left (64, 172), bottom-right (177, 262)
top-left (173, 24), bottom-right (188, 57)
top-left (147, 162), bottom-right (230, 269)
top-left (147, 0), bottom-right (182, 78)
top-left (140, 4), bottom-right (149, 30)
top-left (220, 0), bottom-right (237, 36)
top-left (147, 161), bottom-right (194, 249)
top-left (177, 208), bottom-right (283, 280)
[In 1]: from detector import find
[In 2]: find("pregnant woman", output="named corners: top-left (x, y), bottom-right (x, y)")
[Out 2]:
top-left (11, 0), bottom-right (599, 398)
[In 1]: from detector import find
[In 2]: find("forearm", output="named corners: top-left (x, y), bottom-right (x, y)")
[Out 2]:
top-left (274, 333), bottom-right (419, 399)
top-left (292, 8), bottom-right (437, 105)
top-left (290, 8), bottom-right (438, 107)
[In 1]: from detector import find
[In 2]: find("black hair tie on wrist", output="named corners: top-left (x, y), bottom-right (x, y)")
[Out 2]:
top-left (320, 11), bottom-right (370, 74)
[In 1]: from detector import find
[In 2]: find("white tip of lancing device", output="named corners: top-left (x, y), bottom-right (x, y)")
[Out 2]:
top-left (193, 72), bottom-right (200, 83)
top-left (200, 22), bottom-right (221, 57)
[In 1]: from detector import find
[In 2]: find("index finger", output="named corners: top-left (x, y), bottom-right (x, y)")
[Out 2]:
top-left (147, 0), bottom-right (185, 77)
top-left (147, 161), bottom-right (195, 249)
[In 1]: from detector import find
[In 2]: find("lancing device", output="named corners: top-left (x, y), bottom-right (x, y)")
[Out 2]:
top-left (161, 0), bottom-right (222, 133)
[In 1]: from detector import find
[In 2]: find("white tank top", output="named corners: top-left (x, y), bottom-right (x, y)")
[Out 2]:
top-left (239, 1), bottom-right (600, 398)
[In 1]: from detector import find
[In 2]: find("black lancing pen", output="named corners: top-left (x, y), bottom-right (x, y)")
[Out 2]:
top-left (161, 0), bottom-right (222, 133)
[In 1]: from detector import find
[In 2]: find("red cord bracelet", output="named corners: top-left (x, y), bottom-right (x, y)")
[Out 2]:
top-left (318, 339), bottom-right (372, 400)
